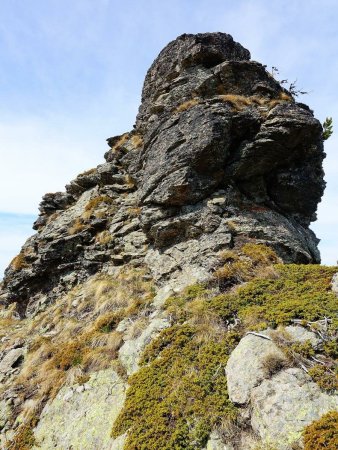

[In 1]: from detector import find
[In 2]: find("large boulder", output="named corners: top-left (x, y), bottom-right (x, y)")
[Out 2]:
top-left (225, 326), bottom-right (338, 449)
top-left (251, 368), bottom-right (338, 449)
top-left (33, 369), bottom-right (126, 450)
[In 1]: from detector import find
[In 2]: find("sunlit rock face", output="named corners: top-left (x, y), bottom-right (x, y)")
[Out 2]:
top-left (1, 32), bottom-right (325, 315)
top-left (0, 32), bottom-right (331, 450)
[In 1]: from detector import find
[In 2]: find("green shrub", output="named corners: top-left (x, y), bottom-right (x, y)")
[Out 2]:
top-left (112, 259), bottom-right (338, 448)
top-left (112, 325), bottom-right (239, 450)
top-left (308, 365), bottom-right (338, 392)
top-left (323, 117), bottom-right (333, 141)
top-left (209, 265), bottom-right (337, 330)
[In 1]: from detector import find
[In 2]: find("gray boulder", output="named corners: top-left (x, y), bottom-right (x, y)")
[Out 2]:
top-left (251, 368), bottom-right (338, 449)
top-left (225, 332), bottom-right (287, 404)
top-left (226, 327), bottom-right (338, 449)
top-left (33, 369), bottom-right (126, 450)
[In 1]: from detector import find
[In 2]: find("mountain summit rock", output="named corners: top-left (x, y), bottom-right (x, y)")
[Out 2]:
top-left (0, 33), bottom-right (336, 450)
top-left (1, 32), bottom-right (325, 316)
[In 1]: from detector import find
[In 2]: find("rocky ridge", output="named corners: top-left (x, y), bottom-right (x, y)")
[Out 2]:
top-left (0, 33), bottom-right (336, 450)
top-left (1, 32), bottom-right (325, 316)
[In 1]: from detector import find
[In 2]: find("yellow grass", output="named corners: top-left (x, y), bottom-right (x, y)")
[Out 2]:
top-left (174, 98), bottom-right (200, 113)
top-left (68, 218), bottom-right (86, 235)
top-left (0, 266), bottom-right (155, 442)
top-left (130, 134), bottom-right (143, 148)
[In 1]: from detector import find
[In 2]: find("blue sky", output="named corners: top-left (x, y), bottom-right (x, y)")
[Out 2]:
top-left (1, 0), bottom-right (338, 277)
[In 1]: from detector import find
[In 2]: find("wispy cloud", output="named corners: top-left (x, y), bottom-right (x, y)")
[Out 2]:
top-left (0, 0), bottom-right (337, 266)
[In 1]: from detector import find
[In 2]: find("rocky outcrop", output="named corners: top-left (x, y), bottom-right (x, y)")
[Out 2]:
top-left (225, 327), bottom-right (338, 449)
top-left (0, 32), bottom-right (326, 317)
top-left (0, 32), bottom-right (333, 450)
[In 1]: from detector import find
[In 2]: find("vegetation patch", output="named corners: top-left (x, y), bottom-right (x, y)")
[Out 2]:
top-left (84, 195), bottom-right (114, 212)
top-left (112, 324), bottom-right (239, 450)
top-left (112, 246), bottom-right (337, 449)
top-left (10, 252), bottom-right (28, 271)
top-left (68, 217), bottom-right (87, 235)
top-left (130, 134), bottom-right (143, 148)
top-left (308, 365), bottom-right (338, 392)
top-left (303, 411), bottom-right (338, 450)
top-left (0, 267), bottom-right (154, 449)
top-left (211, 264), bottom-right (337, 330)
top-left (217, 92), bottom-right (293, 112)
top-left (174, 98), bottom-right (200, 113)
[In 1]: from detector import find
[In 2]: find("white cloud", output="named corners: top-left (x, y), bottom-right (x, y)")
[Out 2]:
top-left (0, 0), bottom-right (337, 266)
top-left (0, 116), bottom-right (104, 214)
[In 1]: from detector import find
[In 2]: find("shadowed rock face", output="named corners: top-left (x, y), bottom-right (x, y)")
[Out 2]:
top-left (0, 32), bottom-right (326, 315)
top-left (132, 33), bottom-right (324, 225)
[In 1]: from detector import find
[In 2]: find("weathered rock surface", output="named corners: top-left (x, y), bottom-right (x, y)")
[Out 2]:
top-left (33, 369), bottom-right (126, 450)
top-left (0, 32), bottom-right (331, 450)
top-left (225, 332), bottom-right (287, 405)
top-left (332, 272), bottom-right (338, 295)
top-left (225, 326), bottom-right (321, 405)
top-left (251, 368), bottom-right (338, 449)
top-left (118, 314), bottom-right (170, 375)
top-left (205, 431), bottom-right (234, 450)
top-left (226, 326), bottom-right (338, 449)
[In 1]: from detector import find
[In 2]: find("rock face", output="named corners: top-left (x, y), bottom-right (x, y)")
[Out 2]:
top-left (0, 32), bottom-right (326, 317)
top-left (251, 368), bottom-right (338, 449)
top-left (225, 327), bottom-right (338, 449)
top-left (33, 369), bottom-right (126, 450)
top-left (0, 32), bottom-right (332, 450)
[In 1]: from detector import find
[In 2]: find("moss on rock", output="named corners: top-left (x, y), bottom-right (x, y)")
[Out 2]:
top-left (303, 411), bottom-right (338, 450)
top-left (112, 324), bottom-right (239, 450)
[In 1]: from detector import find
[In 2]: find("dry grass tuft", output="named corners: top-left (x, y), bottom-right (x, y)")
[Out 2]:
top-left (214, 244), bottom-right (280, 287)
top-left (130, 134), bottom-right (143, 148)
top-left (111, 133), bottom-right (129, 152)
top-left (219, 94), bottom-right (254, 110)
top-left (10, 252), bottom-right (28, 271)
top-left (95, 230), bottom-right (113, 245)
top-left (79, 168), bottom-right (96, 177)
top-left (174, 98), bottom-right (200, 113)
top-left (127, 206), bottom-right (141, 217)
top-left (218, 93), bottom-right (293, 112)
top-left (279, 91), bottom-right (293, 101)
top-left (84, 195), bottom-right (114, 212)
top-left (68, 218), bottom-right (86, 235)
top-left (261, 351), bottom-right (289, 377)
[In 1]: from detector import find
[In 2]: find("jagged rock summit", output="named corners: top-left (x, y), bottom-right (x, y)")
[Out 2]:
top-left (1, 33), bottom-right (336, 450)
top-left (1, 32), bottom-right (326, 317)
